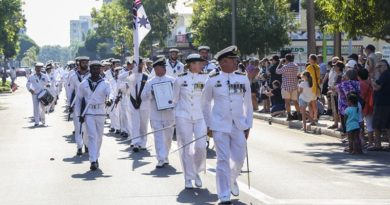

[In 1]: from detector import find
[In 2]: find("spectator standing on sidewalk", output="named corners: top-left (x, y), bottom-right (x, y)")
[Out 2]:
top-left (370, 59), bottom-right (390, 151)
top-left (357, 68), bottom-right (374, 148)
top-left (247, 58), bottom-right (260, 111)
top-left (365, 44), bottom-right (378, 80)
top-left (328, 60), bottom-right (344, 130)
top-left (276, 53), bottom-right (300, 121)
top-left (345, 93), bottom-right (363, 154)
top-left (269, 55), bottom-right (282, 89)
top-left (306, 54), bottom-right (321, 124)
top-left (298, 72), bottom-right (315, 132)
top-left (336, 70), bottom-right (360, 133)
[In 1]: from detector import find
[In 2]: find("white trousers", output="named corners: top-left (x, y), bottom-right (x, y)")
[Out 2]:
top-left (176, 117), bottom-right (207, 180)
top-left (32, 94), bottom-right (45, 124)
top-left (85, 115), bottom-right (105, 162)
top-left (73, 114), bottom-right (88, 149)
top-left (120, 102), bottom-right (131, 133)
top-left (109, 104), bottom-right (121, 130)
top-left (130, 109), bottom-right (149, 148)
top-left (213, 124), bottom-right (247, 201)
top-left (151, 120), bottom-right (175, 161)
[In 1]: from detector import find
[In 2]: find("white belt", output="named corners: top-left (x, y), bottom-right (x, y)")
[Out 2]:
top-left (90, 104), bottom-right (105, 109)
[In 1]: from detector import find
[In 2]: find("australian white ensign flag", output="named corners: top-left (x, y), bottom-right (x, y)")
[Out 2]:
top-left (133, 0), bottom-right (151, 65)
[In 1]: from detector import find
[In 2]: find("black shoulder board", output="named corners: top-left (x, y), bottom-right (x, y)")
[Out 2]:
top-left (178, 72), bottom-right (188, 77)
top-left (234, 71), bottom-right (246, 75)
top-left (209, 71), bottom-right (220, 78)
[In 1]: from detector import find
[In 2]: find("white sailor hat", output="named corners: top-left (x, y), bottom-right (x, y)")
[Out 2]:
top-left (153, 57), bottom-right (166, 67)
top-left (169, 48), bottom-right (180, 53)
top-left (102, 61), bottom-right (111, 66)
top-left (76, 56), bottom-right (90, 61)
top-left (114, 66), bottom-right (122, 71)
top-left (198, 46), bottom-right (210, 51)
top-left (185, 53), bottom-right (207, 63)
top-left (67, 61), bottom-right (75, 65)
top-left (214, 45), bottom-right (239, 61)
top-left (111, 59), bottom-right (121, 64)
top-left (35, 62), bottom-right (44, 67)
top-left (89, 61), bottom-right (102, 67)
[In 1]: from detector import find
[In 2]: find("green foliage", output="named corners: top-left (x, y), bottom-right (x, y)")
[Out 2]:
top-left (91, 0), bottom-right (177, 57)
top-left (0, 80), bottom-right (11, 92)
top-left (191, 0), bottom-right (296, 56)
top-left (314, 0), bottom-right (390, 41)
top-left (0, 0), bottom-right (25, 58)
top-left (17, 34), bottom-right (40, 61)
top-left (75, 30), bottom-right (116, 59)
top-left (38, 45), bottom-right (71, 65)
top-left (21, 47), bottom-right (38, 67)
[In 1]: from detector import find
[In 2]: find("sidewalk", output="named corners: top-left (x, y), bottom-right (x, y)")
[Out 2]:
top-left (253, 105), bottom-right (344, 139)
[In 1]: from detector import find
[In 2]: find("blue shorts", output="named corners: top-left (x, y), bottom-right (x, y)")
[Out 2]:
top-left (299, 98), bottom-right (310, 107)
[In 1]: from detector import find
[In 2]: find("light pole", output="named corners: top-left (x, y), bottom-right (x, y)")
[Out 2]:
top-left (232, 0), bottom-right (237, 45)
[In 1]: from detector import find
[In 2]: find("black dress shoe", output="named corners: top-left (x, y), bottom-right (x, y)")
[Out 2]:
top-left (77, 148), bottom-right (83, 156)
top-left (84, 146), bottom-right (89, 153)
top-left (109, 128), bottom-right (115, 133)
top-left (219, 200), bottom-right (232, 204)
top-left (115, 129), bottom-right (121, 134)
top-left (120, 131), bottom-right (126, 136)
top-left (122, 133), bottom-right (128, 138)
top-left (90, 162), bottom-right (98, 171)
top-left (133, 146), bottom-right (140, 152)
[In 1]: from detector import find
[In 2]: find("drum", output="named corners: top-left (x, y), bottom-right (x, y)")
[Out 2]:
top-left (37, 89), bottom-right (54, 106)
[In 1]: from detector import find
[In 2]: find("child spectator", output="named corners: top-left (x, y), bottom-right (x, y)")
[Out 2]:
top-left (357, 68), bottom-right (374, 148)
top-left (298, 72), bottom-right (315, 132)
top-left (345, 93), bottom-right (363, 154)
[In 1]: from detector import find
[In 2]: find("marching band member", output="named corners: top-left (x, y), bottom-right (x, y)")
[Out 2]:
top-left (68, 56), bottom-right (90, 156)
top-left (26, 62), bottom-right (51, 127)
top-left (45, 63), bottom-right (59, 113)
top-left (198, 46), bottom-right (218, 73)
top-left (119, 58), bottom-right (150, 152)
top-left (202, 46), bottom-right (253, 204)
top-left (76, 61), bottom-right (113, 171)
top-left (173, 54), bottom-right (209, 189)
top-left (141, 57), bottom-right (175, 168)
top-left (108, 66), bottom-right (122, 134)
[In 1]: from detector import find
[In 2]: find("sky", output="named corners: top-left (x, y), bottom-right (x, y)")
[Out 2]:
top-left (23, 0), bottom-right (102, 47)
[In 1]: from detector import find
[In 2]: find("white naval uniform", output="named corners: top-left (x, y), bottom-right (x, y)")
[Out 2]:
top-left (119, 71), bottom-right (150, 148)
top-left (48, 71), bottom-right (59, 111)
top-left (108, 77), bottom-right (121, 131)
top-left (104, 69), bottom-right (115, 82)
top-left (141, 75), bottom-right (175, 162)
top-left (173, 71), bottom-right (208, 181)
top-left (76, 77), bottom-right (112, 162)
top-left (203, 61), bottom-right (217, 73)
top-left (150, 59), bottom-right (185, 78)
top-left (202, 70), bottom-right (253, 201)
top-left (65, 69), bottom-right (76, 107)
top-left (26, 73), bottom-right (51, 125)
top-left (68, 71), bottom-right (90, 149)
top-left (118, 78), bottom-right (131, 135)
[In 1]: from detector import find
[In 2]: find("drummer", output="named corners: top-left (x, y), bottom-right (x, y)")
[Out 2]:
top-left (26, 62), bottom-right (51, 127)
top-left (173, 54), bottom-right (209, 189)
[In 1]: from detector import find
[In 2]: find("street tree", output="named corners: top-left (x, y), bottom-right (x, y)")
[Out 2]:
top-left (38, 45), bottom-right (71, 66)
top-left (17, 34), bottom-right (40, 63)
top-left (315, 0), bottom-right (390, 43)
top-left (21, 47), bottom-right (38, 67)
top-left (191, 0), bottom-right (296, 56)
top-left (91, 0), bottom-right (176, 58)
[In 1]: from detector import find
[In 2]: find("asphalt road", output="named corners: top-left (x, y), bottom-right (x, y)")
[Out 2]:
top-left (0, 78), bottom-right (389, 205)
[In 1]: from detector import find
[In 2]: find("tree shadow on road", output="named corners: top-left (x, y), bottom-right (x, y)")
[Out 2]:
top-left (71, 169), bottom-right (112, 181)
top-left (176, 188), bottom-right (218, 205)
top-left (63, 154), bottom-right (89, 164)
top-left (143, 165), bottom-right (182, 178)
top-left (290, 142), bottom-right (390, 178)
